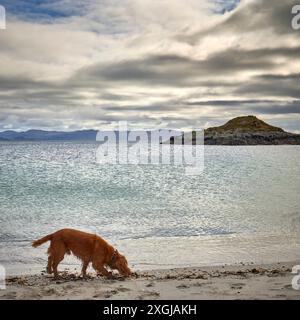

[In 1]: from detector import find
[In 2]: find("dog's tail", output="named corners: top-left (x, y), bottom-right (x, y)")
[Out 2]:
top-left (32, 234), bottom-right (53, 248)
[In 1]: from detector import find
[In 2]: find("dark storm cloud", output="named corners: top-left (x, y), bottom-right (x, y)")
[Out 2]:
top-left (222, 0), bottom-right (298, 35)
top-left (183, 0), bottom-right (299, 44)
top-left (72, 49), bottom-right (282, 87)
top-left (186, 99), bottom-right (300, 114)
top-left (0, 76), bottom-right (51, 91)
top-left (99, 96), bottom-right (300, 119)
top-left (69, 43), bottom-right (300, 93)
top-left (236, 73), bottom-right (300, 99)
top-left (249, 101), bottom-right (300, 115)
top-left (187, 99), bottom-right (280, 106)
top-left (258, 73), bottom-right (300, 81)
top-left (101, 104), bottom-right (178, 112)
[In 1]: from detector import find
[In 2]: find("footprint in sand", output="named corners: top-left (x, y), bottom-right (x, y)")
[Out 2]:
top-left (275, 294), bottom-right (287, 298)
top-left (230, 283), bottom-right (245, 290)
top-left (94, 286), bottom-right (131, 297)
top-left (24, 292), bottom-right (43, 299)
top-left (193, 281), bottom-right (213, 287)
top-left (1, 291), bottom-right (17, 299)
top-left (137, 291), bottom-right (160, 300)
top-left (283, 284), bottom-right (293, 290)
top-left (176, 284), bottom-right (189, 289)
top-left (102, 289), bottom-right (119, 298)
top-left (42, 288), bottom-right (61, 296)
top-left (117, 287), bottom-right (131, 292)
top-left (93, 292), bottom-right (105, 298)
top-left (146, 282), bottom-right (155, 287)
top-left (63, 284), bottom-right (75, 290)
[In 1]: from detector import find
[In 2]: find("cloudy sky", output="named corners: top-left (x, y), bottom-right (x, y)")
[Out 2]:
top-left (0, 0), bottom-right (300, 132)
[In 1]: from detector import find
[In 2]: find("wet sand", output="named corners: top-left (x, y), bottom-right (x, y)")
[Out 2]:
top-left (1, 261), bottom-right (299, 300)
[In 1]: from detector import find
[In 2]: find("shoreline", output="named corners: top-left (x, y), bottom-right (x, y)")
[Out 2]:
top-left (1, 261), bottom-right (299, 300)
top-left (3, 232), bottom-right (300, 277)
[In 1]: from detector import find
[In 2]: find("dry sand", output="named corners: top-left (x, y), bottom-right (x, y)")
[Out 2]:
top-left (1, 261), bottom-right (300, 300)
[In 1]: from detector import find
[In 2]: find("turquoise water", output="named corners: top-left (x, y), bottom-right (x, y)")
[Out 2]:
top-left (0, 142), bottom-right (300, 274)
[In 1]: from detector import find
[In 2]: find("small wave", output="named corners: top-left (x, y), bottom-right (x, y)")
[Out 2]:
top-left (120, 230), bottom-right (234, 241)
top-left (0, 239), bottom-right (33, 244)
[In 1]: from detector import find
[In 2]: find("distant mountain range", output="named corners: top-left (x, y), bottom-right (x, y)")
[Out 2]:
top-left (0, 116), bottom-right (300, 145)
top-left (0, 129), bottom-right (98, 141)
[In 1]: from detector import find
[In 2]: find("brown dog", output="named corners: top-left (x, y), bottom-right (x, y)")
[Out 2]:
top-left (32, 228), bottom-right (131, 278)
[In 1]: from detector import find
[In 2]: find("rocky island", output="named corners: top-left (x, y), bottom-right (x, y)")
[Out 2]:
top-left (169, 116), bottom-right (300, 145)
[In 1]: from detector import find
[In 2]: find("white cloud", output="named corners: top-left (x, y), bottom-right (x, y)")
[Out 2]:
top-left (0, 0), bottom-right (300, 131)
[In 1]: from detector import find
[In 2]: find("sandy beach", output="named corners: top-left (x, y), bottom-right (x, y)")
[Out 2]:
top-left (1, 261), bottom-right (299, 300)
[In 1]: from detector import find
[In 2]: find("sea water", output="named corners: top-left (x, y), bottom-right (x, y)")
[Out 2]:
top-left (0, 142), bottom-right (299, 274)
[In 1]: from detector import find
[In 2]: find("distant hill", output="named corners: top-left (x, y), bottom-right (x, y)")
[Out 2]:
top-left (0, 129), bottom-right (98, 141)
top-left (205, 115), bottom-right (284, 134)
top-left (204, 115), bottom-right (300, 145)
top-left (1, 116), bottom-right (299, 145)
top-left (167, 116), bottom-right (300, 145)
